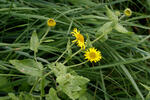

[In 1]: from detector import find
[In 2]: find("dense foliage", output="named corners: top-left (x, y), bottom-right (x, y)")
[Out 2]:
top-left (0, 0), bottom-right (150, 100)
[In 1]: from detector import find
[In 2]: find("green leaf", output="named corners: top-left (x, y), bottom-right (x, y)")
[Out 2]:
top-left (56, 73), bottom-right (89, 100)
top-left (79, 95), bottom-right (87, 100)
top-left (0, 77), bottom-right (12, 92)
top-left (106, 6), bottom-right (118, 24)
top-left (96, 22), bottom-right (112, 42)
top-left (146, 92), bottom-right (150, 100)
top-left (115, 23), bottom-right (133, 34)
top-left (67, 0), bottom-right (96, 6)
top-left (30, 30), bottom-right (39, 53)
top-left (10, 59), bottom-right (42, 77)
top-left (96, 22), bottom-right (113, 35)
top-left (46, 88), bottom-right (61, 100)
top-left (67, 38), bottom-right (72, 57)
top-left (42, 39), bottom-right (54, 43)
top-left (147, 0), bottom-right (150, 8)
top-left (140, 83), bottom-right (150, 91)
top-left (8, 93), bottom-right (19, 100)
top-left (48, 62), bottom-right (67, 77)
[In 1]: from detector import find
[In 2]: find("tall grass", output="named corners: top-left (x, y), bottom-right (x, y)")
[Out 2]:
top-left (0, 0), bottom-right (150, 100)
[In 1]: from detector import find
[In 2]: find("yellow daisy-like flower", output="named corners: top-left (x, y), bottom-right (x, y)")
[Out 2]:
top-left (71, 28), bottom-right (85, 49)
top-left (47, 18), bottom-right (56, 27)
top-left (84, 48), bottom-right (102, 63)
top-left (124, 8), bottom-right (132, 17)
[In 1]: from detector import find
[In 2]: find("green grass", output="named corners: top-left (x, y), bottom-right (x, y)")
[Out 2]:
top-left (0, 0), bottom-right (150, 100)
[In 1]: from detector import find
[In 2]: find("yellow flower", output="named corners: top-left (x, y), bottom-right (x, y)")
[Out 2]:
top-left (84, 47), bottom-right (102, 63)
top-left (71, 28), bottom-right (85, 49)
top-left (47, 18), bottom-right (56, 27)
top-left (124, 8), bottom-right (132, 17)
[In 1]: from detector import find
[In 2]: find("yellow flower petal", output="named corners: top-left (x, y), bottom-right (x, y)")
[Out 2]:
top-left (84, 47), bottom-right (102, 63)
top-left (71, 28), bottom-right (85, 49)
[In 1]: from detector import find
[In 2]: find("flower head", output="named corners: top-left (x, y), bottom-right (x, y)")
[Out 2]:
top-left (71, 28), bottom-right (85, 49)
top-left (47, 18), bottom-right (56, 27)
top-left (124, 8), bottom-right (132, 17)
top-left (84, 47), bottom-right (102, 63)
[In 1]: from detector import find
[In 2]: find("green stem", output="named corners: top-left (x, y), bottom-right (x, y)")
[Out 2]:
top-left (67, 61), bottom-right (88, 68)
top-left (40, 27), bottom-right (50, 44)
top-left (55, 43), bottom-right (74, 63)
top-left (34, 51), bottom-right (37, 62)
top-left (63, 49), bottom-right (82, 64)
top-left (29, 78), bottom-right (40, 94)
top-left (41, 76), bottom-right (45, 99)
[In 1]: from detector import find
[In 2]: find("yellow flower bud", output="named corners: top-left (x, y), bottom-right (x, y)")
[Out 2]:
top-left (47, 18), bottom-right (56, 27)
top-left (124, 8), bottom-right (132, 17)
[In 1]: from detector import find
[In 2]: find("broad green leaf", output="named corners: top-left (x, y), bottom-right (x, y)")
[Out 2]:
top-left (56, 73), bottom-right (89, 100)
top-left (30, 30), bottom-right (39, 53)
top-left (115, 23), bottom-right (133, 34)
top-left (10, 59), bottom-right (42, 77)
top-left (48, 62), bottom-right (67, 77)
top-left (46, 88), bottom-right (61, 100)
top-left (79, 95), bottom-right (87, 100)
top-left (0, 77), bottom-right (12, 92)
top-left (8, 93), bottom-right (19, 100)
top-left (100, 34), bottom-right (108, 42)
top-left (96, 22), bottom-right (113, 35)
top-left (96, 22), bottom-right (112, 42)
top-left (106, 6), bottom-right (118, 24)
top-left (147, 0), bottom-right (150, 8)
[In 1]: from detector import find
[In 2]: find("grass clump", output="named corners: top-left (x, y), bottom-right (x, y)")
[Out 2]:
top-left (0, 0), bottom-right (150, 100)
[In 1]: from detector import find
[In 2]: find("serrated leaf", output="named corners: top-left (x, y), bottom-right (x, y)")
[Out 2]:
top-left (100, 34), bottom-right (108, 42)
top-left (46, 88), bottom-right (61, 100)
top-left (48, 62), bottom-right (67, 77)
top-left (10, 59), bottom-right (42, 77)
top-left (8, 93), bottom-right (19, 100)
top-left (96, 22), bottom-right (113, 35)
top-left (30, 30), bottom-right (39, 53)
top-left (115, 23), bottom-right (133, 34)
top-left (106, 6), bottom-right (118, 23)
top-left (96, 22), bottom-right (112, 42)
top-left (56, 73), bottom-right (89, 100)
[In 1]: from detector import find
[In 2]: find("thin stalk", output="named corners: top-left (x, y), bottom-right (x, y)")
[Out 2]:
top-left (55, 43), bottom-right (74, 63)
top-left (63, 49), bottom-right (82, 64)
top-left (40, 27), bottom-right (50, 44)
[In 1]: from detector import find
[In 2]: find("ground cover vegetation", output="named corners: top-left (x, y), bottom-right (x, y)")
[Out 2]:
top-left (0, 0), bottom-right (150, 100)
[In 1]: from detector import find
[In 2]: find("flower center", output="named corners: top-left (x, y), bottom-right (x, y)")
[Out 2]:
top-left (89, 52), bottom-right (96, 59)
top-left (49, 20), bottom-right (54, 23)
top-left (76, 34), bottom-right (84, 43)
top-left (126, 10), bottom-right (130, 15)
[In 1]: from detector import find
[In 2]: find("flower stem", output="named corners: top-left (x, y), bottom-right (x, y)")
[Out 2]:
top-left (40, 27), bottom-right (50, 44)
